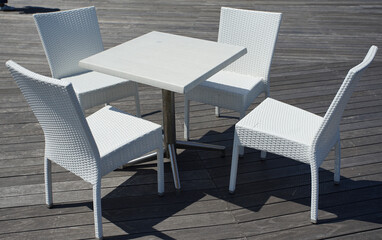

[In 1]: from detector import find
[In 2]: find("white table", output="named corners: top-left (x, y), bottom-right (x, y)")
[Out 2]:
top-left (80, 31), bottom-right (246, 190)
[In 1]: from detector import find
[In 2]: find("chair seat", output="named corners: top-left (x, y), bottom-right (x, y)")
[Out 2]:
top-left (63, 71), bottom-right (137, 110)
top-left (236, 98), bottom-right (323, 163)
top-left (187, 70), bottom-right (266, 111)
top-left (86, 105), bottom-right (162, 176)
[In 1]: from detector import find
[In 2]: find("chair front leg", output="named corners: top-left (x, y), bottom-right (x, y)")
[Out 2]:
top-left (215, 106), bottom-right (220, 117)
top-left (334, 140), bottom-right (341, 184)
top-left (310, 164), bottom-right (319, 223)
top-left (134, 83), bottom-right (141, 117)
top-left (44, 157), bottom-right (53, 208)
top-left (184, 98), bottom-right (190, 140)
top-left (157, 146), bottom-right (165, 195)
top-left (229, 134), bottom-right (240, 194)
top-left (239, 111), bottom-right (246, 156)
top-left (93, 181), bottom-right (103, 239)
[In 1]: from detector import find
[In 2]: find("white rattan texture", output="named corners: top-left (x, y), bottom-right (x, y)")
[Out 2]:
top-left (218, 7), bottom-right (282, 84)
top-left (86, 106), bottom-right (163, 176)
top-left (312, 46), bottom-right (378, 162)
top-left (184, 7), bottom-right (282, 140)
top-left (236, 98), bottom-right (325, 164)
top-left (7, 61), bottom-right (101, 184)
top-left (33, 6), bottom-right (103, 79)
top-left (187, 71), bottom-right (266, 112)
top-left (6, 60), bottom-right (164, 239)
top-left (229, 46), bottom-right (378, 223)
top-left (62, 71), bottom-right (138, 110)
top-left (33, 6), bottom-right (141, 114)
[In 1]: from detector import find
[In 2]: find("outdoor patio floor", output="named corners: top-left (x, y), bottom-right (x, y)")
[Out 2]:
top-left (0, 0), bottom-right (381, 239)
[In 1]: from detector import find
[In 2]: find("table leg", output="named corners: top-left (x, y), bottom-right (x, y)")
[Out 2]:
top-left (162, 90), bottom-right (181, 190)
top-left (176, 140), bottom-right (225, 157)
top-left (123, 89), bottom-right (224, 190)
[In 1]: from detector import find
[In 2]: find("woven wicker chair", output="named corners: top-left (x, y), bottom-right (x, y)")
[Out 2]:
top-left (33, 6), bottom-right (141, 115)
top-left (184, 7), bottom-right (282, 142)
top-left (229, 46), bottom-right (378, 223)
top-left (6, 60), bottom-right (164, 240)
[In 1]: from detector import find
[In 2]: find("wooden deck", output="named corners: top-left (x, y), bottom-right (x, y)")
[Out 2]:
top-left (1, 0), bottom-right (381, 239)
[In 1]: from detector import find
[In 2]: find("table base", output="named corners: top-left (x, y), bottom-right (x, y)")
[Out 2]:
top-left (121, 141), bottom-right (225, 191)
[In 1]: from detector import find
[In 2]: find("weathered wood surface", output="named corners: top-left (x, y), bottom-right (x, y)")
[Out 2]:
top-left (0, 0), bottom-right (381, 239)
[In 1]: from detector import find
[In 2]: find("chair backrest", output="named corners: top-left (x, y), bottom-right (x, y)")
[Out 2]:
top-left (34, 6), bottom-right (104, 79)
top-left (218, 7), bottom-right (282, 86)
top-left (6, 60), bottom-right (101, 184)
top-left (312, 46), bottom-right (378, 159)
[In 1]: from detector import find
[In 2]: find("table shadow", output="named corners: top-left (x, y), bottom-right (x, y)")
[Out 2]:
top-left (53, 127), bottom-right (382, 239)
top-left (2, 6), bottom-right (60, 14)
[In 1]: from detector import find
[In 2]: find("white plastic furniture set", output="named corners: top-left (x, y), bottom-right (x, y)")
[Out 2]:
top-left (6, 4), bottom-right (378, 240)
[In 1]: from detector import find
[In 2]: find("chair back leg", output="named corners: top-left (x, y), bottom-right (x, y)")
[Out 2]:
top-left (334, 140), bottom-right (341, 184)
top-left (229, 134), bottom-right (241, 193)
top-left (238, 111), bottom-right (246, 156)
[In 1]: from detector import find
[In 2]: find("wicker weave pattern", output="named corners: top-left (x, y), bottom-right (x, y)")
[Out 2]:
top-left (62, 71), bottom-right (138, 110)
top-left (34, 6), bottom-right (103, 79)
top-left (7, 60), bottom-right (101, 184)
top-left (86, 106), bottom-right (163, 176)
top-left (33, 7), bottom-right (141, 114)
top-left (6, 61), bottom-right (164, 239)
top-left (236, 98), bottom-right (324, 164)
top-left (218, 7), bottom-right (282, 85)
top-left (187, 72), bottom-right (266, 112)
top-left (184, 7), bottom-right (282, 140)
top-left (312, 47), bottom-right (378, 162)
top-left (229, 46), bottom-right (378, 223)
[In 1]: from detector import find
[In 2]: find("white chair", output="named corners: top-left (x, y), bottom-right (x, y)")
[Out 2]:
top-left (33, 6), bottom-right (141, 115)
top-left (184, 7), bottom-right (282, 141)
top-left (229, 46), bottom-right (378, 223)
top-left (6, 60), bottom-right (164, 240)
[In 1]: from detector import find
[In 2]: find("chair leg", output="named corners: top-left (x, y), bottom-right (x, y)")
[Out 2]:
top-left (134, 84), bottom-right (141, 117)
top-left (44, 157), bottom-right (53, 208)
top-left (93, 181), bottom-right (103, 239)
top-left (239, 111), bottom-right (245, 156)
top-left (229, 135), bottom-right (240, 194)
top-left (157, 146), bottom-right (165, 196)
top-left (260, 151), bottom-right (267, 159)
top-left (334, 140), bottom-right (341, 184)
top-left (184, 98), bottom-right (190, 140)
top-left (265, 88), bottom-right (270, 99)
top-left (260, 91), bottom-right (269, 160)
top-left (310, 164), bottom-right (319, 223)
top-left (215, 106), bottom-right (220, 117)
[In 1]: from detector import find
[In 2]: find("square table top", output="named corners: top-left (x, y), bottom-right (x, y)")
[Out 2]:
top-left (79, 31), bottom-right (247, 94)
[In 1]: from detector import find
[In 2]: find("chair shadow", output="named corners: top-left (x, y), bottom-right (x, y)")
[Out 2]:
top-left (196, 128), bottom-right (382, 222)
top-left (141, 110), bottom-right (162, 118)
top-left (4, 6), bottom-right (60, 14)
top-left (99, 168), bottom-right (207, 239)
top-left (80, 127), bottom-right (381, 238)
